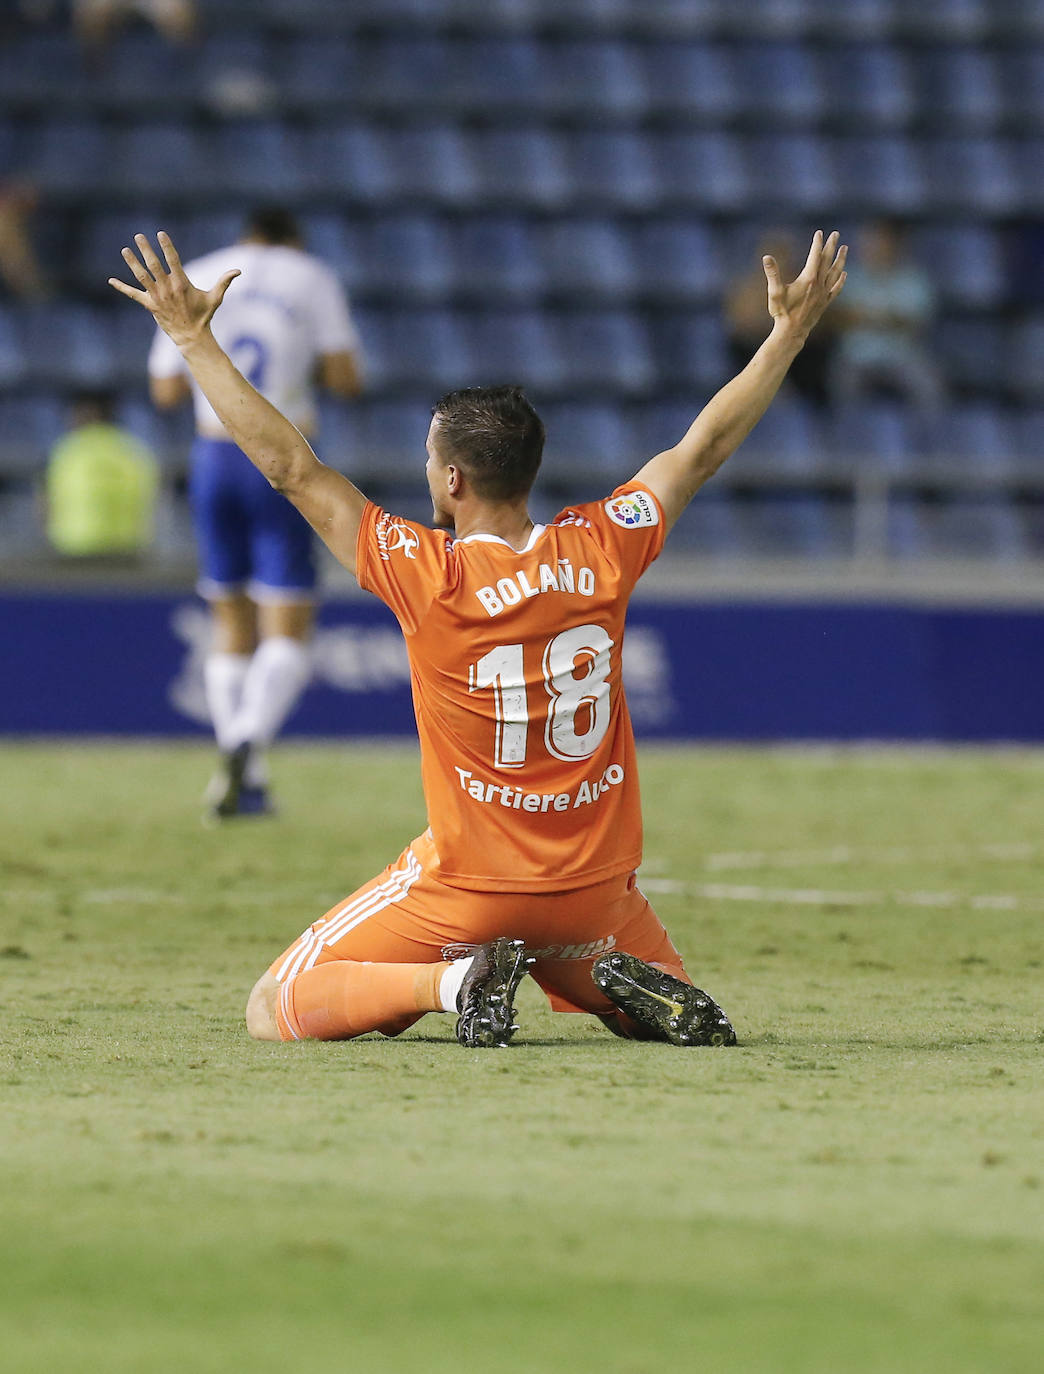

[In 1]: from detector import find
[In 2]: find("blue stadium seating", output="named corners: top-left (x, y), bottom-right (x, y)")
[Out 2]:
top-left (23, 305), bottom-right (118, 389)
top-left (540, 401), bottom-right (635, 480)
top-left (362, 214), bottom-right (457, 301)
top-left (30, 118), bottom-right (110, 198)
top-left (819, 44), bottom-right (916, 130)
top-left (451, 218), bottom-right (545, 302)
top-left (0, 309), bottom-right (27, 390)
top-left (2, 5), bottom-right (1042, 566)
top-left (539, 221), bottom-right (636, 300)
top-left (632, 220), bottom-right (721, 304)
top-left (281, 37), bottom-right (360, 111)
top-left (471, 129), bottom-right (572, 210)
top-left (0, 396), bottom-right (65, 472)
top-left (830, 402), bottom-right (920, 472)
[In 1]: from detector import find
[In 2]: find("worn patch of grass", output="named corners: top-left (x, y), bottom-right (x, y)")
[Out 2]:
top-left (2, 742), bottom-right (1043, 1373)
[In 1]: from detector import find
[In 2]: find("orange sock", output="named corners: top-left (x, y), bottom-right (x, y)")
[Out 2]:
top-left (276, 959), bottom-right (450, 1041)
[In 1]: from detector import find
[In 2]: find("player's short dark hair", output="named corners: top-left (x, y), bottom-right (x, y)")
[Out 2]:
top-left (431, 386), bottom-right (545, 502)
top-left (245, 206), bottom-right (301, 246)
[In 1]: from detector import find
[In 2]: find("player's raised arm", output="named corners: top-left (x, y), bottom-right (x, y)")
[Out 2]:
top-left (109, 231), bottom-right (369, 576)
top-left (635, 230), bottom-right (847, 533)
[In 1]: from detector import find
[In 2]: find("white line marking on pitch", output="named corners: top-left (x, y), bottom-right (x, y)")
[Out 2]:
top-left (703, 841), bottom-right (1037, 871)
top-left (640, 877), bottom-right (1044, 912)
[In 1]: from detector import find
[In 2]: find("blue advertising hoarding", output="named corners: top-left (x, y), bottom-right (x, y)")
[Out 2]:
top-left (1, 591), bottom-right (1042, 740)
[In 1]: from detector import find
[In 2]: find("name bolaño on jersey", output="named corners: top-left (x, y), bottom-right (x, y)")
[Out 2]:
top-left (356, 483), bottom-right (665, 893)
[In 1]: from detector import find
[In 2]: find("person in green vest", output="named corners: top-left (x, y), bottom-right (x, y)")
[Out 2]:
top-left (45, 390), bottom-right (159, 558)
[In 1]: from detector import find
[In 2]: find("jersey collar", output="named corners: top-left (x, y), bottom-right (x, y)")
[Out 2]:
top-left (454, 524), bottom-right (546, 553)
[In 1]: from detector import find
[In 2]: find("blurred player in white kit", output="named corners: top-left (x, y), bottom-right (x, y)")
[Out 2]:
top-left (148, 207), bottom-right (364, 820)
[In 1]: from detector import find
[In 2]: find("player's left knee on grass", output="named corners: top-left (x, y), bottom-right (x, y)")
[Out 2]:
top-left (245, 972), bottom-right (281, 1041)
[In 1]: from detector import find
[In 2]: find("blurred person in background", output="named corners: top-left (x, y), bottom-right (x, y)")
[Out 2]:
top-left (45, 389), bottom-right (159, 559)
top-left (72, 0), bottom-right (197, 47)
top-left (725, 230), bottom-right (833, 410)
top-left (0, 182), bottom-right (49, 302)
top-left (828, 217), bottom-right (944, 414)
top-left (147, 207), bottom-right (364, 822)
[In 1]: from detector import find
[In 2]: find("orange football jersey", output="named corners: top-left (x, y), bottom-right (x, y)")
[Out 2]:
top-left (356, 482), bottom-right (666, 892)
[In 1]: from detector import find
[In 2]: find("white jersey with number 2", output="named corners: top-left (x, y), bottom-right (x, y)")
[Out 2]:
top-left (147, 242), bottom-right (359, 437)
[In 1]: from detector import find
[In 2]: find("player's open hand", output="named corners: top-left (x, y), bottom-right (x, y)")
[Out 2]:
top-left (762, 229), bottom-right (847, 342)
top-left (108, 231), bottom-right (240, 348)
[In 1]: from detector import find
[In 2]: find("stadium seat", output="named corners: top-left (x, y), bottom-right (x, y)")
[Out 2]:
top-left (538, 221), bottom-right (637, 301)
top-left (280, 36), bottom-right (360, 111)
top-left (451, 218), bottom-right (545, 303)
top-left (732, 41), bottom-right (826, 127)
top-left (561, 132), bottom-right (660, 212)
top-left (111, 124), bottom-right (210, 200)
top-left (30, 118), bottom-right (111, 198)
top-left (540, 39), bottom-right (648, 119)
top-left (917, 48), bottom-right (1004, 131)
top-left (472, 129), bottom-right (572, 210)
top-left (935, 318), bottom-right (1010, 399)
top-left (0, 395), bottom-right (65, 474)
top-left (354, 306), bottom-right (473, 392)
top-left (830, 401), bottom-right (920, 472)
top-left (300, 214), bottom-right (370, 295)
top-left (309, 125), bottom-right (397, 207)
top-left (667, 490), bottom-right (744, 556)
top-left (1006, 317), bottom-right (1044, 405)
top-left (210, 121), bottom-right (309, 199)
top-left (0, 308), bottom-right (27, 389)
top-left (649, 312), bottom-right (730, 392)
top-left (923, 136), bottom-right (1023, 216)
top-left (555, 310), bottom-right (655, 395)
top-left (441, 36), bottom-right (546, 114)
top-left (927, 403), bottom-right (1019, 474)
top-left (638, 41), bottom-right (742, 121)
top-left (1013, 409), bottom-right (1044, 466)
top-left (363, 213), bottom-right (457, 301)
top-left (466, 308), bottom-right (565, 393)
top-left (540, 401), bottom-right (635, 480)
top-left (100, 30), bottom-right (188, 111)
top-left (830, 135), bottom-right (927, 214)
top-left (23, 304), bottom-right (118, 389)
top-left (385, 126), bottom-right (480, 209)
top-left (733, 492), bottom-right (851, 558)
top-left (913, 225), bottom-right (1007, 312)
top-left (1004, 50), bottom-right (1044, 130)
top-left (745, 134), bottom-right (836, 214)
top-left (818, 43), bottom-right (916, 131)
top-left (650, 132), bottom-right (754, 213)
top-left (0, 30), bottom-right (86, 106)
top-left (180, 212), bottom-right (255, 263)
top-left (915, 494), bottom-right (1029, 561)
top-left (730, 395), bottom-right (826, 475)
top-left (632, 220), bottom-right (721, 304)
top-left (114, 393), bottom-right (194, 466)
top-left (356, 35), bottom-right (455, 113)
top-left (351, 397), bottom-right (434, 478)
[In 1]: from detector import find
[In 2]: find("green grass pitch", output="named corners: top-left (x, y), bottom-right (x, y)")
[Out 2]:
top-left (2, 740), bottom-right (1042, 1373)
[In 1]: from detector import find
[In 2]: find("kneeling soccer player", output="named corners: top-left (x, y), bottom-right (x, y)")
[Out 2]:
top-left (110, 227), bottom-right (846, 1046)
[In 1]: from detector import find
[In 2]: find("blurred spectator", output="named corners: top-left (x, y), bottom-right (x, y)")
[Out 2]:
top-left (0, 183), bottom-right (49, 302)
top-left (725, 231), bottom-right (833, 409)
top-left (72, 0), bottom-right (197, 47)
top-left (829, 218), bottom-right (944, 413)
top-left (44, 390), bottom-right (160, 558)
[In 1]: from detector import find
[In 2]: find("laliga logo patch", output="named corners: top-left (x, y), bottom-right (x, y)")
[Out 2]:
top-left (605, 491), bottom-right (659, 529)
